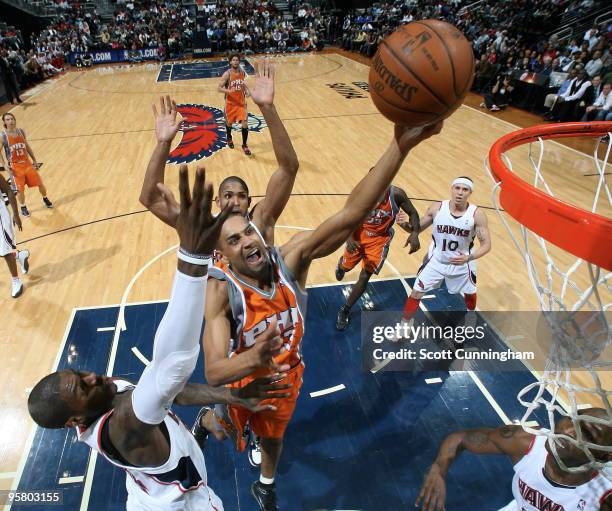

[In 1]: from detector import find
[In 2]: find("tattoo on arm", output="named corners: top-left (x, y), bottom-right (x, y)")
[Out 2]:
top-left (464, 431), bottom-right (490, 448)
top-left (499, 425), bottom-right (518, 439)
top-left (476, 226), bottom-right (487, 242)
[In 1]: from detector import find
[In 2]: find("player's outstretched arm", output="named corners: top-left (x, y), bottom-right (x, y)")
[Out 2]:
top-left (393, 187), bottom-right (420, 254)
top-left (248, 60), bottom-right (299, 244)
top-left (415, 425), bottom-right (532, 511)
top-left (174, 375), bottom-right (291, 412)
top-left (139, 95), bottom-right (182, 227)
top-left (112, 167), bottom-right (231, 467)
top-left (282, 122), bottom-right (443, 285)
top-left (0, 174), bottom-right (21, 231)
top-left (448, 208), bottom-right (491, 265)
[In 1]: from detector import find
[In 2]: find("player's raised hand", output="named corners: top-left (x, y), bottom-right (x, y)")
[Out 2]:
top-left (229, 374), bottom-right (292, 412)
top-left (169, 166), bottom-right (232, 255)
top-left (247, 59), bottom-right (275, 107)
top-left (250, 318), bottom-right (291, 373)
top-left (153, 95), bottom-right (181, 144)
top-left (415, 464), bottom-right (447, 511)
top-left (394, 120), bottom-right (443, 154)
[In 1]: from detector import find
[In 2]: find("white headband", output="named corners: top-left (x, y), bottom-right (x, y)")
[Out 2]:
top-left (452, 178), bottom-right (474, 191)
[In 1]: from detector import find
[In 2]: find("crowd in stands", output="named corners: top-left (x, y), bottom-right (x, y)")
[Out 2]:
top-left (340, 0), bottom-right (612, 121)
top-left (1, 0), bottom-right (611, 121)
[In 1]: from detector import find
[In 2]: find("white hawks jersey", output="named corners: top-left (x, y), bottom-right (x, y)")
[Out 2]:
top-left (76, 380), bottom-right (222, 511)
top-left (430, 200), bottom-right (477, 264)
top-left (509, 434), bottom-right (611, 511)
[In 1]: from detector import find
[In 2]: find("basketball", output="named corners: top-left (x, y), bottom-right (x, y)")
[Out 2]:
top-left (368, 20), bottom-right (475, 126)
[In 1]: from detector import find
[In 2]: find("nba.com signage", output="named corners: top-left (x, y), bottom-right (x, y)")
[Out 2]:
top-left (67, 47), bottom-right (160, 65)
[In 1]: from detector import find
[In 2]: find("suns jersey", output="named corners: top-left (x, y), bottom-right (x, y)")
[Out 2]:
top-left (430, 200), bottom-right (477, 264)
top-left (225, 67), bottom-right (246, 107)
top-left (354, 186), bottom-right (400, 240)
top-left (76, 380), bottom-right (221, 511)
top-left (511, 434), bottom-right (612, 511)
top-left (208, 247), bottom-right (307, 378)
top-left (1, 129), bottom-right (30, 168)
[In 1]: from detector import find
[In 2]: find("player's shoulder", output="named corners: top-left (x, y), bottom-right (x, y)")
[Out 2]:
top-left (473, 206), bottom-right (488, 222)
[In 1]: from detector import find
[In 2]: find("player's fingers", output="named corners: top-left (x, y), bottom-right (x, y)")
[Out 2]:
top-left (268, 61), bottom-right (275, 79)
top-left (253, 404), bottom-right (277, 412)
top-left (165, 95), bottom-right (172, 113)
top-left (178, 165), bottom-right (191, 212)
top-left (152, 104), bottom-right (158, 117)
top-left (191, 167), bottom-right (205, 213)
top-left (159, 95), bottom-right (166, 115)
top-left (261, 383), bottom-right (292, 391)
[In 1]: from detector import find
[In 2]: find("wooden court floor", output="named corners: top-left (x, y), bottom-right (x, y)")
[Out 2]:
top-left (0, 52), bottom-right (609, 486)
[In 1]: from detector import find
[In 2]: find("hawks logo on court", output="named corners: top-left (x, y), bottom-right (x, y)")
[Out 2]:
top-left (167, 104), bottom-right (268, 164)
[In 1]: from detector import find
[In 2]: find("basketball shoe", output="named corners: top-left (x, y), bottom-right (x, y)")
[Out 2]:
top-left (251, 481), bottom-right (279, 511)
top-left (17, 250), bottom-right (30, 274)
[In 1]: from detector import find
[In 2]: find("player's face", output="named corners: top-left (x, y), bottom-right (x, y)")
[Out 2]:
top-left (450, 184), bottom-right (471, 206)
top-left (230, 56), bottom-right (240, 69)
top-left (217, 216), bottom-right (271, 280)
top-left (548, 409), bottom-right (612, 468)
top-left (3, 115), bottom-right (16, 128)
top-left (217, 182), bottom-right (250, 215)
top-left (59, 369), bottom-right (117, 426)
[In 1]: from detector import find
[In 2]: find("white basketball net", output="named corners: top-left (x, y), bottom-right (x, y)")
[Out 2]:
top-left (485, 132), bottom-right (612, 477)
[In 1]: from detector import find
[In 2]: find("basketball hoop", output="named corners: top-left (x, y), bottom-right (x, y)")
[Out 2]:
top-left (485, 121), bottom-right (612, 478)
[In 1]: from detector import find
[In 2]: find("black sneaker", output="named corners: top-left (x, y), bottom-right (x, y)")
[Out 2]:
top-left (227, 139), bottom-right (235, 149)
top-left (336, 305), bottom-right (350, 331)
top-left (43, 197), bottom-right (53, 208)
top-left (251, 480), bottom-right (279, 511)
top-left (335, 257), bottom-right (345, 281)
top-left (20, 205), bottom-right (30, 217)
top-left (191, 406), bottom-right (211, 449)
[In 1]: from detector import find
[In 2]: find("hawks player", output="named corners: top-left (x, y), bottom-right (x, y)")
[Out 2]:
top-left (200, 122), bottom-right (443, 511)
top-left (416, 408), bottom-right (612, 510)
top-left (335, 184), bottom-right (420, 330)
top-left (28, 168), bottom-right (291, 511)
top-left (401, 177), bottom-right (491, 322)
top-left (0, 173), bottom-right (29, 297)
top-left (218, 53), bottom-right (251, 155)
top-left (1, 113), bottom-right (53, 217)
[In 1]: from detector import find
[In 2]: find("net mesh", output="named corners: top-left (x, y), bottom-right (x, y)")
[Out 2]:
top-left (485, 130), bottom-right (612, 477)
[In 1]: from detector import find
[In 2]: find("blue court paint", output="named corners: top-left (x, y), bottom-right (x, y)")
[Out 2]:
top-left (15, 278), bottom-right (551, 510)
top-left (157, 60), bottom-right (256, 83)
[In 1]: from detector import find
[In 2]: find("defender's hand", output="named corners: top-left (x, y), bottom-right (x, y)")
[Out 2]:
top-left (153, 95), bottom-right (181, 144)
top-left (172, 166), bottom-right (232, 255)
top-left (405, 232), bottom-right (420, 254)
top-left (230, 374), bottom-right (292, 412)
top-left (247, 59), bottom-right (275, 107)
top-left (346, 238), bottom-right (360, 253)
top-left (415, 464), bottom-right (447, 511)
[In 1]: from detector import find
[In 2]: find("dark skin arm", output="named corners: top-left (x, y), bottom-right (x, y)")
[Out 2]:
top-left (603, 495), bottom-right (612, 511)
top-left (416, 425), bottom-right (533, 511)
top-left (109, 167), bottom-right (231, 468)
top-left (392, 186), bottom-right (420, 254)
top-left (0, 174), bottom-right (21, 231)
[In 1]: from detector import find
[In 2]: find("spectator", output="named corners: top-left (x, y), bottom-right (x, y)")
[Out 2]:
top-left (542, 68), bottom-right (579, 117)
top-left (0, 49), bottom-right (22, 104)
top-left (585, 50), bottom-right (603, 78)
top-left (473, 54), bottom-right (497, 92)
top-left (581, 82), bottom-right (612, 121)
top-left (481, 73), bottom-right (514, 111)
top-left (549, 69), bottom-right (591, 122)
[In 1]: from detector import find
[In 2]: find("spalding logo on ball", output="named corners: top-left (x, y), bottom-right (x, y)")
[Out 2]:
top-left (368, 19), bottom-right (475, 126)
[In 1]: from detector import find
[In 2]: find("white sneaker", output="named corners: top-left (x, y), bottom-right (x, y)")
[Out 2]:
top-left (11, 279), bottom-right (23, 298)
top-left (17, 250), bottom-right (30, 274)
top-left (248, 434), bottom-right (262, 467)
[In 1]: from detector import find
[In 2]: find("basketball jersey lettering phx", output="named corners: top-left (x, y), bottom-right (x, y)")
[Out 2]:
top-left (2, 129), bottom-right (29, 167)
top-left (355, 186), bottom-right (399, 239)
top-left (209, 247), bottom-right (307, 378)
top-left (226, 68), bottom-right (246, 107)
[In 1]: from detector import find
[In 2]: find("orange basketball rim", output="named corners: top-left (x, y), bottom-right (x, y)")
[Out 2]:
top-left (488, 122), bottom-right (612, 272)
